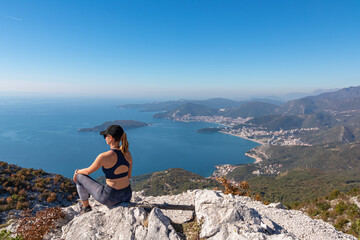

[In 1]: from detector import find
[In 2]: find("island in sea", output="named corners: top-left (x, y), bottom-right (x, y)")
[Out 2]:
top-left (77, 120), bottom-right (149, 132)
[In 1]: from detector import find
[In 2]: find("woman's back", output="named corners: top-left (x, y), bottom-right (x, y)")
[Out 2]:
top-left (102, 149), bottom-right (133, 190)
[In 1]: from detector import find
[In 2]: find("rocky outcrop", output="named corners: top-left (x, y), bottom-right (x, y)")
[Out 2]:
top-left (7, 189), bottom-right (356, 240)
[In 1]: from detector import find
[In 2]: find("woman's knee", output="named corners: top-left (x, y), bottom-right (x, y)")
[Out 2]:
top-left (76, 173), bottom-right (88, 184)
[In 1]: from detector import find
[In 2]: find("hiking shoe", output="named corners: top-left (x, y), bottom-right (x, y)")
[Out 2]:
top-left (80, 205), bottom-right (92, 214)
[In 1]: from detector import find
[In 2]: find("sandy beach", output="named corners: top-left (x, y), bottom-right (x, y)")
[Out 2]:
top-left (219, 131), bottom-right (266, 145)
top-left (219, 131), bottom-right (265, 164)
top-left (245, 152), bottom-right (263, 164)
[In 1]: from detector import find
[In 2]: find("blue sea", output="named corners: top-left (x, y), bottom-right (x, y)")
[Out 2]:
top-left (0, 96), bottom-right (259, 179)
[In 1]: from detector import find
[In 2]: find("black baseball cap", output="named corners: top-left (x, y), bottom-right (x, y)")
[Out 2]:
top-left (100, 125), bottom-right (124, 139)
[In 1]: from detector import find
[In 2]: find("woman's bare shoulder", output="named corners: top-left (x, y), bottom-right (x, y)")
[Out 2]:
top-left (124, 151), bottom-right (132, 162)
top-left (99, 150), bottom-right (116, 158)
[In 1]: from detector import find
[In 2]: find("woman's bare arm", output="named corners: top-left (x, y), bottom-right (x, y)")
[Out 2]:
top-left (125, 151), bottom-right (133, 179)
top-left (77, 153), bottom-right (105, 175)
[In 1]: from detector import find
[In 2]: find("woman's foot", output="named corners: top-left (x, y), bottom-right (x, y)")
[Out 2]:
top-left (80, 205), bottom-right (92, 213)
top-left (78, 202), bottom-right (92, 213)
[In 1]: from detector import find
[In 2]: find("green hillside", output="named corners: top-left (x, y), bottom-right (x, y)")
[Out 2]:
top-left (131, 168), bottom-right (222, 196)
top-left (226, 141), bottom-right (360, 205)
top-left (246, 115), bottom-right (304, 131)
top-left (302, 125), bottom-right (355, 144)
top-left (296, 188), bottom-right (360, 237)
top-left (97, 168), bottom-right (221, 196)
top-left (248, 169), bottom-right (360, 205)
top-left (223, 102), bottom-right (280, 118)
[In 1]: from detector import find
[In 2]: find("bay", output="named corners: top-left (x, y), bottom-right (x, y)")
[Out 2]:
top-left (0, 96), bottom-right (259, 179)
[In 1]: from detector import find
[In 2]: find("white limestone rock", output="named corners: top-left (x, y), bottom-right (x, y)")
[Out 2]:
top-left (146, 208), bottom-right (181, 240)
top-left (4, 189), bottom-right (356, 240)
top-left (194, 189), bottom-right (295, 239)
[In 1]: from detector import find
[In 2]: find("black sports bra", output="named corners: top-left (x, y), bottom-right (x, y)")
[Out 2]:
top-left (102, 149), bottom-right (129, 179)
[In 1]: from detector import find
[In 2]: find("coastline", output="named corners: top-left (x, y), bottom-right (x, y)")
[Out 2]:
top-left (169, 118), bottom-right (266, 167)
top-left (219, 131), bottom-right (266, 145)
top-left (219, 131), bottom-right (265, 164)
top-left (245, 153), bottom-right (263, 164)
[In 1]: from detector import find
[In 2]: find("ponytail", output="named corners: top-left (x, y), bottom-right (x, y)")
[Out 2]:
top-left (120, 132), bottom-right (129, 154)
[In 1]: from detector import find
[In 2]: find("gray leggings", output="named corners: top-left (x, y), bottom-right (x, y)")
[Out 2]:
top-left (76, 174), bottom-right (132, 207)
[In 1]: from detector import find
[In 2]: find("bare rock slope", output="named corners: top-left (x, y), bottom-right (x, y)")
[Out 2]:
top-left (50, 189), bottom-right (355, 239)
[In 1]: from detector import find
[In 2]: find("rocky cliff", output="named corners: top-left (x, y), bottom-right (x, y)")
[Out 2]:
top-left (6, 189), bottom-right (356, 240)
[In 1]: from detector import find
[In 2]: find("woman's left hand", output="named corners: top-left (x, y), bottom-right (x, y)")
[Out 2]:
top-left (73, 170), bottom-right (78, 183)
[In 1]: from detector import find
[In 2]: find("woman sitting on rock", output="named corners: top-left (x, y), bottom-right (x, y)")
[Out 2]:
top-left (73, 124), bottom-right (133, 213)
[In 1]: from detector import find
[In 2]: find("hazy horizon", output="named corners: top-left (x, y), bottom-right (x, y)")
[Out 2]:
top-left (0, 85), bottom-right (349, 103)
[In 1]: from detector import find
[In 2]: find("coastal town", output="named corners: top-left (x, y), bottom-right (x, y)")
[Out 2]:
top-left (169, 114), bottom-right (321, 180)
top-left (170, 114), bottom-right (319, 146)
top-left (171, 113), bottom-right (251, 126)
top-left (221, 126), bottom-right (319, 146)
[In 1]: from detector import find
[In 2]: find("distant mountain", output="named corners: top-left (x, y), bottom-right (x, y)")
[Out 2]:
top-left (153, 103), bottom-right (219, 119)
top-left (191, 98), bottom-right (246, 109)
top-left (281, 86), bottom-right (360, 115)
top-left (281, 98), bottom-right (318, 115)
top-left (119, 98), bottom-right (245, 112)
top-left (222, 102), bottom-right (280, 118)
top-left (119, 100), bottom-right (187, 112)
top-left (275, 88), bottom-right (339, 101)
top-left (248, 98), bottom-right (284, 106)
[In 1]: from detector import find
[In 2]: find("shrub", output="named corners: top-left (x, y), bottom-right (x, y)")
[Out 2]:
top-left (335, 201), bottom-right (347, 214)
top-left (6, 187), bottom-right (13, 195)
top-left (347, 203), bottom-right (360, 219)
top-left (16, 207), bottom-right (65, 240)
top-left (216, 176), bottom-right (251, 196)
top-left (316, 201), bottom-right (330, 211)
top-left (34, 181), bottom-right (44, 189)
top-left (6, 197), bottom-right (13, 205)
top-left (11, 194), bottom-right (19, 202)
top-left (67, 194), bottom-right (73, 201)
top-left (46, 193), bottom-right (57, 203)
top-left (347, 188), bottom-right (360, 196)
top-left (320, 210), bottom-right (330, 221)
top-left (39, 192), bottom-right (50, 201)
top-left (308, 206), bottom-right (321, 217)
top-left (334, 217), bottom-right (349, 231)
top-left (0, 229), bottom-right (23, 240)
top-left (0, 162), bottom-right (8, 167)
top-left (350, 219), bottom-right (360, 237)
top-left (16, 201), bottom-right (25, 210)
top-left (326, 190), bottom-right (341, 200)
top-left (32, 169), bottom-right (45, 176)
top-left (18, 189), bottom-right (26, 197)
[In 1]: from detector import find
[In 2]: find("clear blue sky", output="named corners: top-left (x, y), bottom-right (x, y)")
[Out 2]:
top-left (1, 0), bottom-right (359, 99)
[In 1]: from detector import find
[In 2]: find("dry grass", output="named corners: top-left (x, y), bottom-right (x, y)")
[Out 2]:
top-left (15, 207), bottom-right (65, 240)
